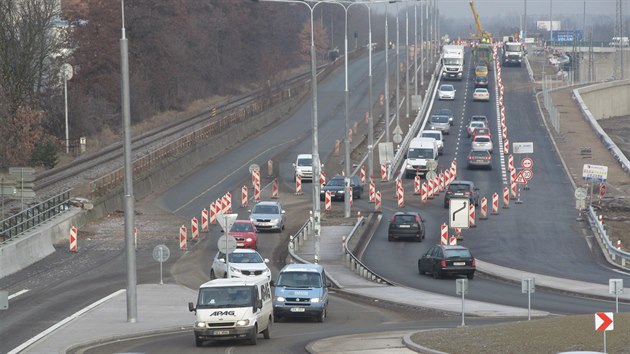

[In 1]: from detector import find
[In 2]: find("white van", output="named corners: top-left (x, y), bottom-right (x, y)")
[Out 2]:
top-left (293, 154), bottom-right (313, 181)
top-left (419, 130), bottom-right (444, 155)
top-left (404, 137), bottom-right (439, 178)
top-left (188, 277), bottom-right (273, 346)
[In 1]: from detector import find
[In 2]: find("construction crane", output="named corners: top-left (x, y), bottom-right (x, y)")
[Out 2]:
top-left (469, 0), bottom-right (491, 43)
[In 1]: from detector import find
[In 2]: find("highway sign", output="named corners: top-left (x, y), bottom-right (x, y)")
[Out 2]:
top-left (574, 187), bottom-right (587, 200)
top-left (521, 157), bottom-right (533, 169)
top-left (609, 279), bottom-right (623, 295)
top-left (582, 164), bottom-right (608, 183)
top-left (521, 278), bottom-right (535, 293)
top-left (449, 198), bottom-right (469, 229)
top-left (595, 312), bottom-right (614, 331)
top-left (217, 235), bottom-right (238, 254)
top-left (456, 278), bottom-right (468, 295)
top-left (513, 142), bottom-right (534, 154)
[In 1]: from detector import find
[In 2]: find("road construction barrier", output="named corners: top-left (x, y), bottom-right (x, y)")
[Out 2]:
top-left (381, 163), bottom-right (388, 181)
top-left (179, 225), bottom-right (187, 250)
top-left (427, 179), bottom-right (434, 199)
top-left (433, 177), bottom-right (441, 195)
top-left (441, 223), bottom-right (448, 245)
top-left (320, 171), bottom-right (326, 187)
top-left (210, 202), bottom-right (217, 224)
top-left (69, 226), bottom-right (77, 252)
top-left (617, 240), bottom-right (621, 250)
top-left (241, 186), bottom-right (248, 208)
top-left (201, 209), bottom-right (209, 232)
top-left (272, 178), bottom-right (279, 199)
top-left (509, 168), bottom-right (516, 185)
top-left (374, 191), bottom-right (382, 212)
top-left (414, 176), bottom-right (421, 194)
top-left (221, 195), bottom-right (228, 214)
top-left (369, 179), bottom-right (375, 202)
top-left (360, 165), bottom-right (366, 184)
top-left (439, 173), bottom-right (445, 192)
top-left (510, 181), bottom-right (517, 200)
top-left (504, 138), bottom-right (509, 155)
top-left (349, 187), bottom-right (353, 206)
top-left (267, 159), bottom-right (273, 178)
top-left (469, 204), bottom-right (476, 228)
top-left (508, 154), bottom-right (514, 171)
top-left (191, 217), bottom-right (199, 240)
top-left (492, 193), bottom-right (499, 214)
top-left (251, 169), bottom-right (260, 188)
top-left (449, 235), bottom-right (458, 245)
top-left (335, 139), bottom-right (341, 155)
top-left (503, 186), bottom-right (510, 209)
top-left (480, 197), bottom-right (488, 219)
top-left (421, 182), bottom-right (428, 203)
top-left (226, 192), bottom-right (232, 212)
top-left (454, 228), bottom-right (462, 240)
top-left (325, 191), bottom-right (332, 211)
top-left (295, 175), bottom-right (303, 195)
top-left (396, 179), bottom-right (404, 208)
top-left (445, 169), bottom-right (452, 185)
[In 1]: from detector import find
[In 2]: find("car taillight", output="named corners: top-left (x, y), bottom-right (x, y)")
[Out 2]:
top-left (441, 260), bottom-right (447, 268)
top-left (468, 156), bottom-right (473, 160)
top-left (472, 259), bottom-right (476, 267)
top-left (485, 156), bottom-right (491, 160)
top-left (415, 215), bottom-right (421, 223)
top-left (465, 191), bottom-right (471, 195)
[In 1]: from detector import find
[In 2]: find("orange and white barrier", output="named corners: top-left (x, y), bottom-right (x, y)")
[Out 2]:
top-left (432, 178), bottom-right (441, 195)
top-left (480, 197), bottom-right (488, 219)
top-left (492, 193), bottom-right (499, 215)
top-left (421, 182), bottom-right (428, 203)
top-left (469, 204), bottom-right (476, 228)
top-left (427, 179), bottom-right (434, 199)
top-left (369, 179), bottom-right (375, 202)
top-left (510, 181), bottom-right (517, 200)
top-left (295, 175), bottom-right (303, 195)
top-left (454, 228), bottom-right (462, 240)
top-left (69, 226), bottom-right (77, 252)
top-left (508, 154), bottom-right (514, 171)
top-left (210, 202), bottom-right (217, 224)
top-left (179, 225), bottom-right (187, 250)
top-left (191, 217), bottom-right (199, 240)
top-left (374, 191), bottom-right (382, 212)
top-left (254, 181), bottom-right (261, 202)
top-left (241, 186), bottom-right (248, 208)
top-left (617, 240), bottom-right (621, 250)
top-left (251, 169), bottom-right (260, 188)
top-left (449, 235), bottom-right (458, 246)
top-left (503, 186), bottom-right (510, 209)
top-left (441, 223), bottom-right (448, 245)
top-left (272, 178), bottom-right (279, 199)
top-left (325, 191), bottom-right (332, 211)
top-left (215, 198), bottom-right (222, 215)
top-left (221, 195), bottom-right (228, 214)
top-left (381, 163), bottom-right (388, 181)
top-left (439, 173), bottom-right (445, 192)
top-left (226, 192), bottom-right (232, 213)
top-left (445, 169), bottom-right (452, 186)
top-left (349, 187), bottom-right (353, 206)
top-left (201, 209), bottom-right (209, 232)
top-left (320, 172), bottom-right (327, 187)
top-left (360, 165), bottom-right (366, 184)
top-left (414, 176), bottom-right (421, 194)
top-left (396, 179), bottom-right (404, 208)
top-left (503, 138), bottom-right (509, 155)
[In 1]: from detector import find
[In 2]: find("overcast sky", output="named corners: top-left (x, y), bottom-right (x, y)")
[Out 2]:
top-left (437, 0), bottom-right (618, 19)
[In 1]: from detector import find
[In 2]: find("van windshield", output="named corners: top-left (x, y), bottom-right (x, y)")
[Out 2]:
top-left (297, 158), bottom-right (312, 167)
top-left (277, 272), bottom-right (322, 288)
top-left (408, 148), bottom-right (434, 159)
top-left (197, 286), bottom-right (253, 308)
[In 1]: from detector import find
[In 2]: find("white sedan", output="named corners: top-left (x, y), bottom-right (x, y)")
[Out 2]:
top-left (438, 84), bottom-right (456, 100)
top-left (472, 88), bottom-right (490, 101)
top-left (210, 248), bottom-right (271, 279)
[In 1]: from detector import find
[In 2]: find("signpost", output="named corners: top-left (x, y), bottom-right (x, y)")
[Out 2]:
top-left (521, 278), bottom-right (535, 320)
top-left (449, 198), bottom-right (470, 229)
top-left (512, 142), bottom-right (534, 154)
top-left (595, 312), bottom-right (614, 353)
top-left (456, 278), bottom-right (468, 327)
top-left (582, 164), bottom-right (608, 183)
top-left (152, 244), bottom-right (170, 285)
top-left (217, 213), bottom-right (238, 277)
top-left (609, 279), bottom-right (623, 313)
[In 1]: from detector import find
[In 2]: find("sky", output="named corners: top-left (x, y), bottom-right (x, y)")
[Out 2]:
top-left (437, 0), bottom-right (618, 19)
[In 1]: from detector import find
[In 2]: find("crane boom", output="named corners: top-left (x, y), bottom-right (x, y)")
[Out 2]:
top-left (469, 0), bottom-right (491, 43)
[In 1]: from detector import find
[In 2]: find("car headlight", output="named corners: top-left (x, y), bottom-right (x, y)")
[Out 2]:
top-left (195, 321), bottom-right (208, 328)
top-left (230, 267), bottom-right (242, 274)
top-left (311, 297), bottom-right (320, 303)
top-left (246, 237), bottom-right (253, 242)
top-left (235, 319), bottom-right (250, 327)
top-left (275, 296), bottom-right (286, 302)
top-left (338, 190), bottom-right (345, 194)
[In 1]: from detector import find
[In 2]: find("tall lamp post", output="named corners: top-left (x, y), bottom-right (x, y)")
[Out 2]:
top-left (60, 63), bottom-right (73, 154)
top-left (120, 0), bottom-right (137, 323)
top-left (256, 0), bottom-right (322, 259)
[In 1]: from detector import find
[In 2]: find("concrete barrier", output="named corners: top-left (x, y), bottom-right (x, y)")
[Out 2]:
top-left (577, 79), bottom-right (630, 119)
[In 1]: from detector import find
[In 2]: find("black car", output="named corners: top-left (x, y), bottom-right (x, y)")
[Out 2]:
top-left (387, 211), bottom-right (425, 242)
top-left (474, 75), bottom-right (489, 88)
top-left (320, 175), bottom-right (363, 201)
top-left (444, 180), bottom-right (479, 208)
top-left (418, 244), bottom-right (476, 279)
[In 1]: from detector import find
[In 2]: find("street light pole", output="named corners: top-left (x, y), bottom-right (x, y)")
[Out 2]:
top-left (367, 3), bottom-right (374, 180)
top-left (414, 0), bottom-right (418, 97)
top-left (395, 1), bottom-right (400, 134)
top-left (405, 2), bottom-right (410, 119)
top-left (120, 0), bottom-right (137, 323)
top-left (384, 1), bottom-right (391, 144)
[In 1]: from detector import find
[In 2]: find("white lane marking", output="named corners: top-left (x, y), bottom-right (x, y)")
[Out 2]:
top-left (8, 289), bottom-right (126, 354)
top-left (173, 139), bottom-right (298, 213)
top-left (8, 289), bottom-right (29, 300)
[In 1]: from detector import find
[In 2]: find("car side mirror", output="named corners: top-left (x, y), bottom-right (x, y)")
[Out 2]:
top-left (270, 280), bottom-right (275, 287)
top-left (281, 210), bottom-right (286, 214)
top-left (256, 299), bottom-right (263, 310)
top-left (264, 258), bottom-right (270, 263)
top-left (292, 163), bottom-right (296, 167)
top-left (219, 258), bottom-right (226, 263)
top-left (188, 302), bottom-right (196, 313)
top-left (248, 209), bottom-right (252, 213)
top-left (474, 187), bottom-right (479, 191)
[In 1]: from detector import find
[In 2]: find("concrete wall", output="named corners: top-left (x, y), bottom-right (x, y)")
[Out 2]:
top-left (578, 79), bottom-right (630, 119)
top-left (0, 93), bottom-right (307, 279)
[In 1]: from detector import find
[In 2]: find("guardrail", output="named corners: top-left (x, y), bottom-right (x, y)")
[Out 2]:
top-left (1, 189), bottom-right (71, 243)
top-left (287, 214), bottom-right (315, 265)
top-left (342, 215), bottom-right (392, 285)
top-left (587, 205), bottom-right (630, 268)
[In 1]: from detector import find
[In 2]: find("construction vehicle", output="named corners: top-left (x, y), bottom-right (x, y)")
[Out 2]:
top-left (468, 0), bottom-right (493, 70)
top-left (502, 36), bottom-right (525, 67)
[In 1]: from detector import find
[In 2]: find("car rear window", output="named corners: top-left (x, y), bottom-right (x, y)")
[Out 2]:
top-left (474, 136), bottom-right (491, 142)
top-left (444, 249), bottom-right (472, 258)
top-left (394, 215), bottom-right (417, 223)
top-left (449, 183), bottom-right (471, 192)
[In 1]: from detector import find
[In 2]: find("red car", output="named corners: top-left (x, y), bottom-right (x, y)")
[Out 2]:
top-left (229, 220), bottom-right (258, 249)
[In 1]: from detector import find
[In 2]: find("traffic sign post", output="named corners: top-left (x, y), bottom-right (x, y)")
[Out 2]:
top-left (609, 279), bottom-right (623, 313)
top-left (152, 244), bottom-right (170, 285)
top-left (456, 278), bottom-right (468, 327)
top-left (449, 198), bottom-right (470, 229)
top-left (217, 213), bottom-right (238, 278)
top-left (521, 278), bottom-right (535, 320)
top-left (595, 312), bottom-right (614, 353)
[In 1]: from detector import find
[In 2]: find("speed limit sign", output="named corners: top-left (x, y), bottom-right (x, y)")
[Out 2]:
top-left (521, 157), bottom-right (533, 169)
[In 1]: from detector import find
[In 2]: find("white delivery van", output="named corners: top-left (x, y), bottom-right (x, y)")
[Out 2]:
top-left (188, 277), bottom-right (273, 347)
top-left (419, 130), bottom-right (444, 155)
top-left (404, 137), bottom-right (438, 178)
top-left (293, 154), bottom-right (313, 181)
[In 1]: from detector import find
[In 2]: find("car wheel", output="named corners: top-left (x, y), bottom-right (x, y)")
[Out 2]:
top-left (432, 268), bottom-right (441, 279)
top-left (249, 325), bottom-right (258, 345)
top-left (467, 273), bottom-right (475, 280)
top-left (262, 317), bottom-right (271, 339)
top-left (316, 309), bottom-right (326, 323)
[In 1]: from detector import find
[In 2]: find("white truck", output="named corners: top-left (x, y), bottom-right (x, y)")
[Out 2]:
top-left (441, 45), bottom-right (465, 81)
top-left (404, 137), bottom-right (439, 178)
top-left (502, 41), bottom-right (524, 67)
